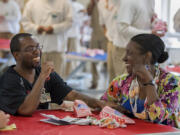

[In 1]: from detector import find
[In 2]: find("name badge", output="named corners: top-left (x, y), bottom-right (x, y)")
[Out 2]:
top-left (52, 14), bottom-right (57, 18)
top-left (40, 88), bottom-right (51, 103)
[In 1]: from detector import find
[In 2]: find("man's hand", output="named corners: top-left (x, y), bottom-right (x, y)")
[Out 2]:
top-left (40, 62), bottom-right (54, 79)
top-left (0, 111), bottom-right (10, 129)
top-left (37, 26), bottom-right (45, 34)
top-left (45, 26), bottom-right (54, 34)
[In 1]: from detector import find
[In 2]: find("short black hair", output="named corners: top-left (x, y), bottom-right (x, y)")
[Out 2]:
top-left (10, 33), bottom-right (32, 54)
top-left (131, 34), bottom-right (169, 64)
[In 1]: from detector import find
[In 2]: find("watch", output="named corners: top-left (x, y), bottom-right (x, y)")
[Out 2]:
top-left (143, 80), bottom-right (155, 86)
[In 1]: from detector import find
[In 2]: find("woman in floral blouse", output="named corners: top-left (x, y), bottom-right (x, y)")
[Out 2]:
top-left (101, 34), bottom-right (180, 127)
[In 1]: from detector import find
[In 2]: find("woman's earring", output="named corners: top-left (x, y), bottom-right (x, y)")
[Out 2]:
top-left (145, 64), bottom-right (150, 71)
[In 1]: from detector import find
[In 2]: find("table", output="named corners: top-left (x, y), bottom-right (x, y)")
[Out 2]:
top-left (166, 65), bottom-right (180, 75)
top-left (1, 110), bottom-right (179, 135)
top-left (65, 52), bottom-right (107, 80)
top-left (0, 39), bottom-right (15, 74)
top-left (66, 52), bottom-right (107, 63)
top-left (0, 39), bottom-right (10, 51)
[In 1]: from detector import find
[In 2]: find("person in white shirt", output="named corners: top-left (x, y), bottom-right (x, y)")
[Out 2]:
top-left (97, 0), bottom-right (119, 82)
top-left (174, 9), bottom-right (180, 33)
top-left (87, 0), bottom-right (108, 89)
top-left (80, 16), bottom-right (92, 48)
top-left (0, 0), bottom-right (21, 39)
top-left (106, 0), bottom-right (164, 82)
top-left (14, 0), bottom-right (24, 10)
top-left (65, 0), bottom-right (85, 77)
top-left (98, 0), bottom-right (115, 42)
top-left (21, 0), bottom-right (73, 78)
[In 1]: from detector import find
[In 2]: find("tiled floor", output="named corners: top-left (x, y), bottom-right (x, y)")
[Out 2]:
top-left (66, 62), bottom-right (109, 99)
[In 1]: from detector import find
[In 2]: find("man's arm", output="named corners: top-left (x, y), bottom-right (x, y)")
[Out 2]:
top-left (64, 90), bottom-right (104, 109)
top-left (17, 74), bottom-right (45, 116)
top-left (17, 62), bottom-right (53, 116)
top-left (116, 0), bottom-right (151, 39)
top-left (117, 23), bottom-right (152, 39)
top-left (116, 0), bottom-right (164, 38)
top-left (64, 90), bottom-right (130, 114)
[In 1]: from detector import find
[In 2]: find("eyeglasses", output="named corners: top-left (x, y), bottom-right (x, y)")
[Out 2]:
top-left (23, 45), bottom-right (43, 53)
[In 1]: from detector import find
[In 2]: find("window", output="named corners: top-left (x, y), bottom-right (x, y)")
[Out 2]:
top-left (155, 0), bottom-right (180, 33)
top-left (155, 0), bottom-right (162, 19)
top-left (169, 0), bottom-right (180, 32)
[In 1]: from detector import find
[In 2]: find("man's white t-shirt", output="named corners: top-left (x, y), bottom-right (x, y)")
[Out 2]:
top-left (0, 0), bottom-right (21, 34)
top-left (67, 0), bottom-right (84, 39)
top-left (98, 0), bottom-right (118, 42)
top-left (22, 0), bottom-right (72, 53)
top-left (14, 0), bottom-right (24, 9)
top-left (115, 0), bottom-right (154, 48)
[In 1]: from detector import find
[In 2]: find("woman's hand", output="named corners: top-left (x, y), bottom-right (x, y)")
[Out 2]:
top-left (132, 64), bottom-right (153, 84)
top-left (99, 101), bottom-right (131, 114)
top-left (0, 111), bottom-right (10, 129)
top-left (132, 64), bottom-right (159, 105)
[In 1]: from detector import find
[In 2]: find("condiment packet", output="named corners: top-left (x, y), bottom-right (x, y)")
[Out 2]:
top-left (87, 116), bottom-right (126, 129)
top-left (0, 123), bottom-right (16, 131)
top-left (87, 116), bottom-right (100, 125)
top-left (62, 116), bottom-right (92, 125)
top-left (100, 106), bottom-right (135, 124)
top-left (99, 117), bottom-right (126, 129)
top-left (40, 113), bottom-right (92, 126)
top-left (40, 113), bottom-right (60, 120)
top-left (74, 100), bottom-right (92, 117)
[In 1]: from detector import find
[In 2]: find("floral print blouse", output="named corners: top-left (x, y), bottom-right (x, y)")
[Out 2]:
top-left (101, 68), bottom-right (180, 128)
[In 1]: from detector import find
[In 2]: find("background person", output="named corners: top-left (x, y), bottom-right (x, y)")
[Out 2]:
top-left (0, 0), bottom-right (21, 39)
top-left (97, 0), bottom-right (121, 83)
top-left (65, 0), bottom-right (85, 78)
top-left (87, 0), bottom-right (108, 89)
top-left (21, 0), bottom-right (73, 78)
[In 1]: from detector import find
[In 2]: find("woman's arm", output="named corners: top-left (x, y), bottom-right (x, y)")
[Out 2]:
top-left (145, 74), bottom-right (180, 126)
top-left (100, 74), bottom-right (131, 114)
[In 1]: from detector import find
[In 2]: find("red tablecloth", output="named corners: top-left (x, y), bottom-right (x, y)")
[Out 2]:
top-left (166, 66), bottom-right (180, 73)
top-left (1, 110), bottom-right (179, 135)
top-left (0, 39), bottom-right (10, 51)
